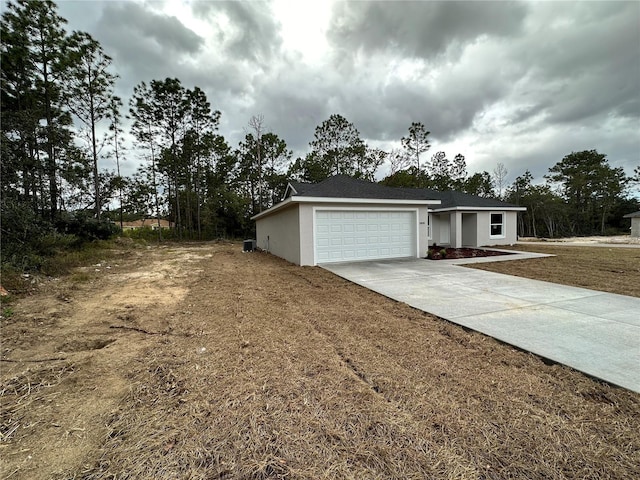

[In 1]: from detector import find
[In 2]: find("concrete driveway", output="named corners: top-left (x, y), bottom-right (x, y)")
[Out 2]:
top-left (322, 256), bottom-right (640, 393)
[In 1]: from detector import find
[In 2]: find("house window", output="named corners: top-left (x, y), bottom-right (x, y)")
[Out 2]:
top-left (427, 214), bottom-right (432, 240)
top-left (490, 213), bottom-right (504, 238)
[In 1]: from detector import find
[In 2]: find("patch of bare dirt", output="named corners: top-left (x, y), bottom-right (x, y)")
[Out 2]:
top-left (520, 235), bottom-right (640, 245)
top-left (1, 242), bottom-right (639, 479)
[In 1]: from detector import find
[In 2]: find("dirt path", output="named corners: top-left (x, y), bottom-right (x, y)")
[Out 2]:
top-left (2, 242), bottom-right (639, 479)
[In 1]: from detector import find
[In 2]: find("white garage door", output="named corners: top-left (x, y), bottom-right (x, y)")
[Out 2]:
top-left (315, 210), bottom-right (416, 263)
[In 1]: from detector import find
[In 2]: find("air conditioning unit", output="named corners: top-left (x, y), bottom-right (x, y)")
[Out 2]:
top-left (243, 239), bottom-right (256, 252)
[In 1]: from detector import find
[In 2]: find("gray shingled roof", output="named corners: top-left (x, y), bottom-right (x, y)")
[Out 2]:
top-left (623, 211), bottom-right (640, 218)
top-left (286, 175), bottom-right (520, 208)
top-left (287, 181), bottom-right (313, 196)
top-left (421, 189), bottom-right (520, 209)
top-left (288, 175), bottom-right (432, 200)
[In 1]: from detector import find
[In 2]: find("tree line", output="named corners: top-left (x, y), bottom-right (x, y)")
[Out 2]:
top-left (2, 1), bottom-right (638, 272)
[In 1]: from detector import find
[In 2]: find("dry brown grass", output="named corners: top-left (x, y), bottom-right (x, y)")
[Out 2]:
top-left (469, 244), bottom-right (640, 297)
top-left (1, 243), bottom-right (639, 479)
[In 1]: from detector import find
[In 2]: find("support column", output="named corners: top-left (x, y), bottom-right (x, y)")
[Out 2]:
top-left (451, 211), bottom-right (462, 248)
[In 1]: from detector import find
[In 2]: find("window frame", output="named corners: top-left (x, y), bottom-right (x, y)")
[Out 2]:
top-left (489, 212), bottom-right (505, 239)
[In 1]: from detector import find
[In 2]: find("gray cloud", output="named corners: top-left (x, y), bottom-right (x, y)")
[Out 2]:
top-left (100, 1), bottom-right (203, 54)
top-left (55, 0), bottom-right (640, 183)
top-left (325, 0), bottom-right (639, 146)
top-left (89, 1), bottom-right (206, 94)
top-left (328, 0), bottom-right (528, 60)
top-left (191, 0), bottom-right (282, 65)
top-left (508, 1), bottom-right (640, 125)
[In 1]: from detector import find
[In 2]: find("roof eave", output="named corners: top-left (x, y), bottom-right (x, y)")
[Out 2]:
top-left (282, 182), bottom-right (299, 199)
top-left (623, 211), bottom-right (640, 218)
top-left (250, 197), bottom-right (295, 220)
top-left (252, 196), bottom-right (442, 220)
top-left (431, 206), bottom-right (527, 212)
top-left (294, 196), bottom-right (440, 205)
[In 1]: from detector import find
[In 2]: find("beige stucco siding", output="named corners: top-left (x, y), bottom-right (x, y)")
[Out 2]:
top-left (255, 204), bottom-right (301, 265)
top-left (428, 214), bottom-right (445, 247)
top-left (475, 211), bottom-right (518, 246)
top-left (631, 218), bottom-right (640, 237)
top-left (430, 210), bottom-right (519, 248)
top-left (298, 204), bottom-right (315, 265)
top-left (255, 198), bottom-right (522, 265)
top-left (462, 213), bottom-right (477, 246)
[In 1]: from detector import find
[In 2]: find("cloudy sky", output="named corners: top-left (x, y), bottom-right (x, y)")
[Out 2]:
top-left (55, 0), bottom-right (640, 187)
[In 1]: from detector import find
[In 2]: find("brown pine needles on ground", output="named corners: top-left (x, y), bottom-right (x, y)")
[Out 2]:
top-left (468, 243), bottom-right (640, 298)
top-left (1, 242), bottom-right (639, 479)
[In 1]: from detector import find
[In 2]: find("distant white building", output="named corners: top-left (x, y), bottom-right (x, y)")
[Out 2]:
top-left (623, 211), bottom-right (640, 237)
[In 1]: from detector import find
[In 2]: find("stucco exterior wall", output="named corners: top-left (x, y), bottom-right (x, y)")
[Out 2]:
top-left (436, 213), bottom-right (451, 245)
top-left (429, 210), bottom-right (519, 248)
top-left (256, 200), bottom-right (521, 265)
top-left (255, 204), bottom-right (301, 265)
top-left (462, 213), bottom-right (477, 246)
top-left (429, 213), bottom-right (440, 246)
top-left (631, 217), bottom-right (640, 237)
top-left (298, 204), bottom-right (315, 266)
top-left (475, 211), bottom-right (519, 246)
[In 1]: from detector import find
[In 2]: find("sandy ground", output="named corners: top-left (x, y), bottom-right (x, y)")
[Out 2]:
top-left (1, 242), bottom-right (639, 479)
top-left (519, 235), bottom-right (640, 245)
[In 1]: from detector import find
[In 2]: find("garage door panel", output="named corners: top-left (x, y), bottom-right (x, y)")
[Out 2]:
top-left (315, 210), bottom-right (416, 264)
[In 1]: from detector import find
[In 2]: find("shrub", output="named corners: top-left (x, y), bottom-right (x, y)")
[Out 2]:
top-left (0, 198), bottom-right (54, 270)
top-left (55, 212), bottom-right (120, 241)
top-left (39, 239), bottom-right (115, 277)
top-left (1, 199), bottom-right (121, 277)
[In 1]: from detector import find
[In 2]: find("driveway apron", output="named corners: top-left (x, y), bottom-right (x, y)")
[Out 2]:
top-left (322, 257), bottom-right (640, 393)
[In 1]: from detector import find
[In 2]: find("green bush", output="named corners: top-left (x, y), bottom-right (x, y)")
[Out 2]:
top-left (1, 200), bottom-right (120, 274)
top-left (55, 212), bottom-right (120, 241)
top-left (34, 233), bottom-right (80, 255)
top-left (0, 198), bottom-right (54, 270)
top-left (39, 241), bottom-right (113, 276)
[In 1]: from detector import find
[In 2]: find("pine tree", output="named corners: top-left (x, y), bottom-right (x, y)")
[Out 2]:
top-left (66, 31), bottom-right (118, 220)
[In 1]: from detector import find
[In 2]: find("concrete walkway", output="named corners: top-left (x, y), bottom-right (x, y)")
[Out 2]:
top-left (322, 256), bottom-right (640, 393)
